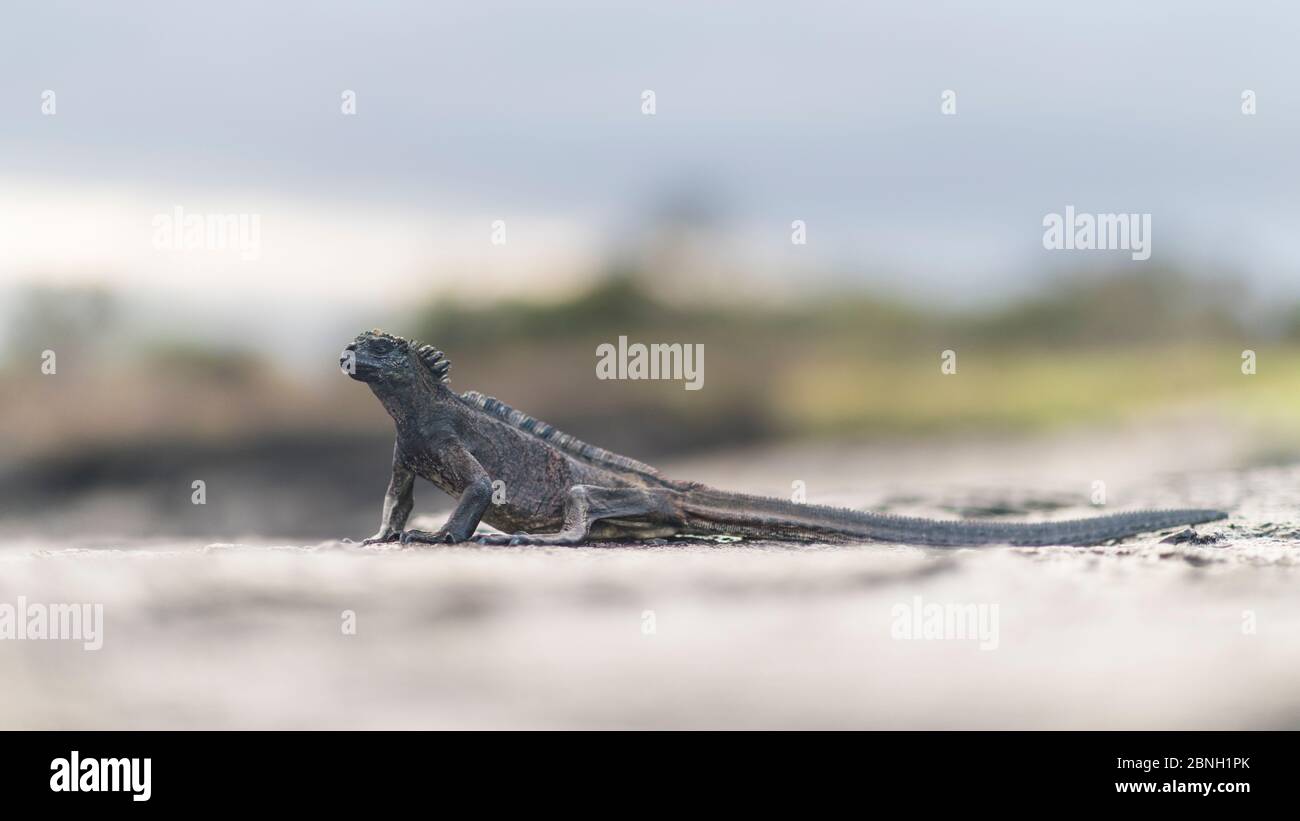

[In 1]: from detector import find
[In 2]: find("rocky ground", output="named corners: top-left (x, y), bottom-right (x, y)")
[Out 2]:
top-left (2, 417), bottom-right (1297, 729)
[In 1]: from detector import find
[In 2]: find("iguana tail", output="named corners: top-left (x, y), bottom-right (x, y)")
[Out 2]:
top-left (680, 488), bottom-right (1227, 546)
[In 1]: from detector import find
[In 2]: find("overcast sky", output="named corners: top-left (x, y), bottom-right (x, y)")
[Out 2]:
top-left (3, 0), bottom-right (1299, 361)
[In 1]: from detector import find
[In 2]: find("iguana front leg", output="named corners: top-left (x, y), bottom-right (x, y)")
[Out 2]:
top-left (362, 443), bottom-right (416, 545)
top-left (400, 444), bottom-right (493, 545)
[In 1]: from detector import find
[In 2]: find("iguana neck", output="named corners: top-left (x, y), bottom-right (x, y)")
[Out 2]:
top-left (368, 377), bottom-right (442, 430)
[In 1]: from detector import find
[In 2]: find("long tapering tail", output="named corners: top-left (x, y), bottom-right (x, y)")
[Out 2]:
top-left (680, 488), bottom-right (1227, 546)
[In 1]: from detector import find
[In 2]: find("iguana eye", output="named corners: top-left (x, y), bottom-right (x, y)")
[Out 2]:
top-left (372, 340), bottom-right (392, 353)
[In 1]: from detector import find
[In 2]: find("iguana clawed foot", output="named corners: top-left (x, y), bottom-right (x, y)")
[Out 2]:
top-left (399, 528), bottom-right (467, 545)
top-left (360, 528), bottom-right (460, 546)
top-left (375, 528), bottom-right (580, 547)
top-left (474, 531), bottom-right (581, 546)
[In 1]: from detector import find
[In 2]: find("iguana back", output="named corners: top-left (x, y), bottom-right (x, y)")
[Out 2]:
top-left (458, 390), bottom-right (662, 479)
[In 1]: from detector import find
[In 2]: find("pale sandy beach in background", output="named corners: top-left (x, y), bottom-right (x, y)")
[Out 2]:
top-left (3, 417), bottom-right (1298, 730)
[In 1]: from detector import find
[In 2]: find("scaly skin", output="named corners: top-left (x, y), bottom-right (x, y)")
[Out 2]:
top-left (340, 330), bottom-right (1228, 547)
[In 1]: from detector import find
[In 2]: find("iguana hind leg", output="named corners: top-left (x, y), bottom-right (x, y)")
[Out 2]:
top-left (475, 485), bottom-right (679, 546)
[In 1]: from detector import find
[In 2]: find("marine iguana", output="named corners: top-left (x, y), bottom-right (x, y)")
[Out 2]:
top-left (341, 330), bottom-right (1227, 547)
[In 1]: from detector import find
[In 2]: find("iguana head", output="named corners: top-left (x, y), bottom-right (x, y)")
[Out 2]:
top-left (341, 330), bottom-right (450, 386)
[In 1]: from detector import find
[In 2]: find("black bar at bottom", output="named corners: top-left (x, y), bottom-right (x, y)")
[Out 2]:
top-left (3, 730), bottom-right (1286, 808)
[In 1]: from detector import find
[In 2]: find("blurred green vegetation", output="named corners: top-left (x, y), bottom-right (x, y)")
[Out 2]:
top-left (418, 266), bottom-right (1255, 354)
top-left (138, 344), bottom-right (267, 384)
top-left (411, 266), bottom-right (1299, 444)
top-left (6, 268), bottom-right (1298, 461)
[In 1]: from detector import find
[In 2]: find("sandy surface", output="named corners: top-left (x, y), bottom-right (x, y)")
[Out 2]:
top-left (3, 418), bottom-right (1298, 729)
